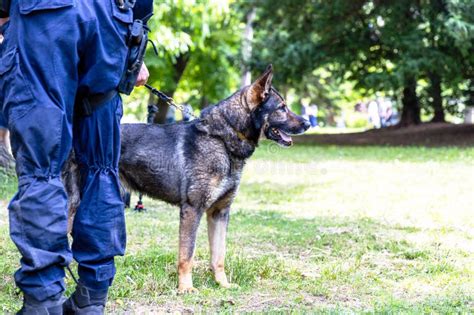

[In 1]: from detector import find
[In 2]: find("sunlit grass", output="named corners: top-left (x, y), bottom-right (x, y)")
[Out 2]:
top-left (304, 127), bottom-right (368, 134)
top-left (0, 143), bottom-right (473, 312)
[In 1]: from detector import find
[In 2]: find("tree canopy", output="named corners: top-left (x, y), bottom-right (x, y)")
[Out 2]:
top-left (126, 0), bottom-right (474, 126)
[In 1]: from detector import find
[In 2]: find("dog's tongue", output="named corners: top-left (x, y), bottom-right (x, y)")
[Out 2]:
top-left (279, 130), bottom-right (292, 142)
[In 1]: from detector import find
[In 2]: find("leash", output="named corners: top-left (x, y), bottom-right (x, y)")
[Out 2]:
top-left (144, 84), bottom-right (199, 120)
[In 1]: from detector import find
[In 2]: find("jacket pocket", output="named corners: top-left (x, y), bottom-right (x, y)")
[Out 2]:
top-left (0, 48), bottom-right (34, 123)
top-left (19, 0), bottom-right (75, 15)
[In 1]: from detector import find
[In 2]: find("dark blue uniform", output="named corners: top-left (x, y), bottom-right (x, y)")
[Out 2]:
top-left (0, 0), bottom-right (131, 305)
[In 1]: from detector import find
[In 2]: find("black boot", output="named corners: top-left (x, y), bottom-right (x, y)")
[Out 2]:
top-left (17, 293), bottom-right (65, 315)
top-left (63, 282), bottom-right (108, 315)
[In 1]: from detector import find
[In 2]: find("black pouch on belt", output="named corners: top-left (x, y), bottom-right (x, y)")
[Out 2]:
top-left (0, 0), bottom-right (11, 18)
top-left (117, 19), bottom-right (150, 95)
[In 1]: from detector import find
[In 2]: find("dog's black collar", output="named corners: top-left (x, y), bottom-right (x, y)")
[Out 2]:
top-left (220, 111), bottom-right (257, 145)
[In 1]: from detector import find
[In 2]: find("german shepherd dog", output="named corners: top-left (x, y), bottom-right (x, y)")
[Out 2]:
top-left (65, 65), bottom-right (310, 293)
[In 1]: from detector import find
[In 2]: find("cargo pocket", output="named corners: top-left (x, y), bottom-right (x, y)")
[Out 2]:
top-left (109, 0), bottom-right (133, 88)
top-left (0, 47), bottom-right (34, 123)
top-left (18, 0), bottom-right (75, 15)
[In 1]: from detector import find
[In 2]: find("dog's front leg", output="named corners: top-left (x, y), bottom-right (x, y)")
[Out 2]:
top-left (178, 203), bottom-right (203, 294)
top-left (207, 206), bottom-right (231, 288)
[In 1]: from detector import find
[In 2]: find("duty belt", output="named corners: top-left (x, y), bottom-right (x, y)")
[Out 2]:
top-left (78, 90), bottom-right (118, 116)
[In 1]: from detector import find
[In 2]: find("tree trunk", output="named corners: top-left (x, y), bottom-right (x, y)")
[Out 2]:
top-left (467, 78), bottom-right (474, 107)
top-left (429, 72), bottom-right (445, 123)
top-left (398, 77), bottom-right (421, 127)
top-left (153, 53), bottom-right (190, 124)
top-left (146, 92), bottom-right (158, 124)
top-left (200, 96), bottom-right (210, 109)
top-left (152, 92), bottom-right (171, 124)
top-left (241, 8), bottom-right (256, 87)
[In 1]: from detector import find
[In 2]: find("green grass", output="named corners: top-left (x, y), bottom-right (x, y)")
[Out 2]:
top-left (0, 170), bottom-right (16, 201)
top-left (0, 142), bottom-right (473, 313)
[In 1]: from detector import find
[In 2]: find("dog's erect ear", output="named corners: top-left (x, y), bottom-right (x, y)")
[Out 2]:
top-left (246, 64), bottom-right (273, 109)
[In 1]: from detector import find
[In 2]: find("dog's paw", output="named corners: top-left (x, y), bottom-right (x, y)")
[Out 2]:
top-left (216, 279), bottom-right (231, 288)
top-left (214, 272), bottom-right (235, 289)
top-left (178, 286), bottom-right (199, 294)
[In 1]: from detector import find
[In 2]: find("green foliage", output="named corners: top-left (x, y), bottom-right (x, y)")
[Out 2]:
top-left (0, 170), bottom-right (16, 201)
top-left (127, 0), bottom-right (242, 119)
top-left (345, 112), bottom-right (370, 129)
top-left (445, 0), bottom-right (474, 54)
top-left (252, 0), bottom-right (474, 122)
top-left (122, 0), bottom-right (473, 123)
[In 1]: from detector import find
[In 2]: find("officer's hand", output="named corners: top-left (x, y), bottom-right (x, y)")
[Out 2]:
top-left (0, 18), bottom-right (8, 44)
top-left (135, 63), bottom-right (149, 87)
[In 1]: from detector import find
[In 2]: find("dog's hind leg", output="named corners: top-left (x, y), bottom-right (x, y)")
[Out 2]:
top-left (63, 152), bottom-right (81, 234)
top-left (207, 206), bottom-right (231, 288)
top-left (178, 203), bottom-right (203, 294)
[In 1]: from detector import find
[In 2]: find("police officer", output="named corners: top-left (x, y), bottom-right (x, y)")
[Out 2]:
top-left (0, 0), bottom-right (150, 313)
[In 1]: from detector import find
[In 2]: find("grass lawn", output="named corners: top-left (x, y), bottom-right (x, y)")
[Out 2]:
top-left (1, 143), bottom-right (473, 313)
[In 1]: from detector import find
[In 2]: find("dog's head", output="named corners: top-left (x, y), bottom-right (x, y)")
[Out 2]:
top-left (245, 65), bottom-right (310, 146)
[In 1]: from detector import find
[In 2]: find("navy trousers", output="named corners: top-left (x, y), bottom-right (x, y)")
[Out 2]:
top-left (0, 0), bottom-right (131, 301)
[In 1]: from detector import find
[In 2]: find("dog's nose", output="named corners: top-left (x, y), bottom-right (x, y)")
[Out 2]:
top-left (302, 120), bottom-right (311, 131)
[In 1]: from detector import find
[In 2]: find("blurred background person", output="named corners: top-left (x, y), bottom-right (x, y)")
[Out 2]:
top-left (378, 97), bottom-right (388, 128)
top-left (368, 99), bottom-right (381, 128)
top-left (308, 103), bottom-right (319, 128)
top-left (166, 105), bottom-right (176, 124)
top-left (301, 103), bottom-right (309, 121)
top-left (182, 103), bottom-right (194, 122)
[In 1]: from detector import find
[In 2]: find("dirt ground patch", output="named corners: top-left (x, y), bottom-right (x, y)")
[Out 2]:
top-left (295, 123), bottom-right (474, 147)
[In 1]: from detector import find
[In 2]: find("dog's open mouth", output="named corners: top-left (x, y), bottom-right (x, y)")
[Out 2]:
top-left (269, 127), bottom-right (293, 146)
